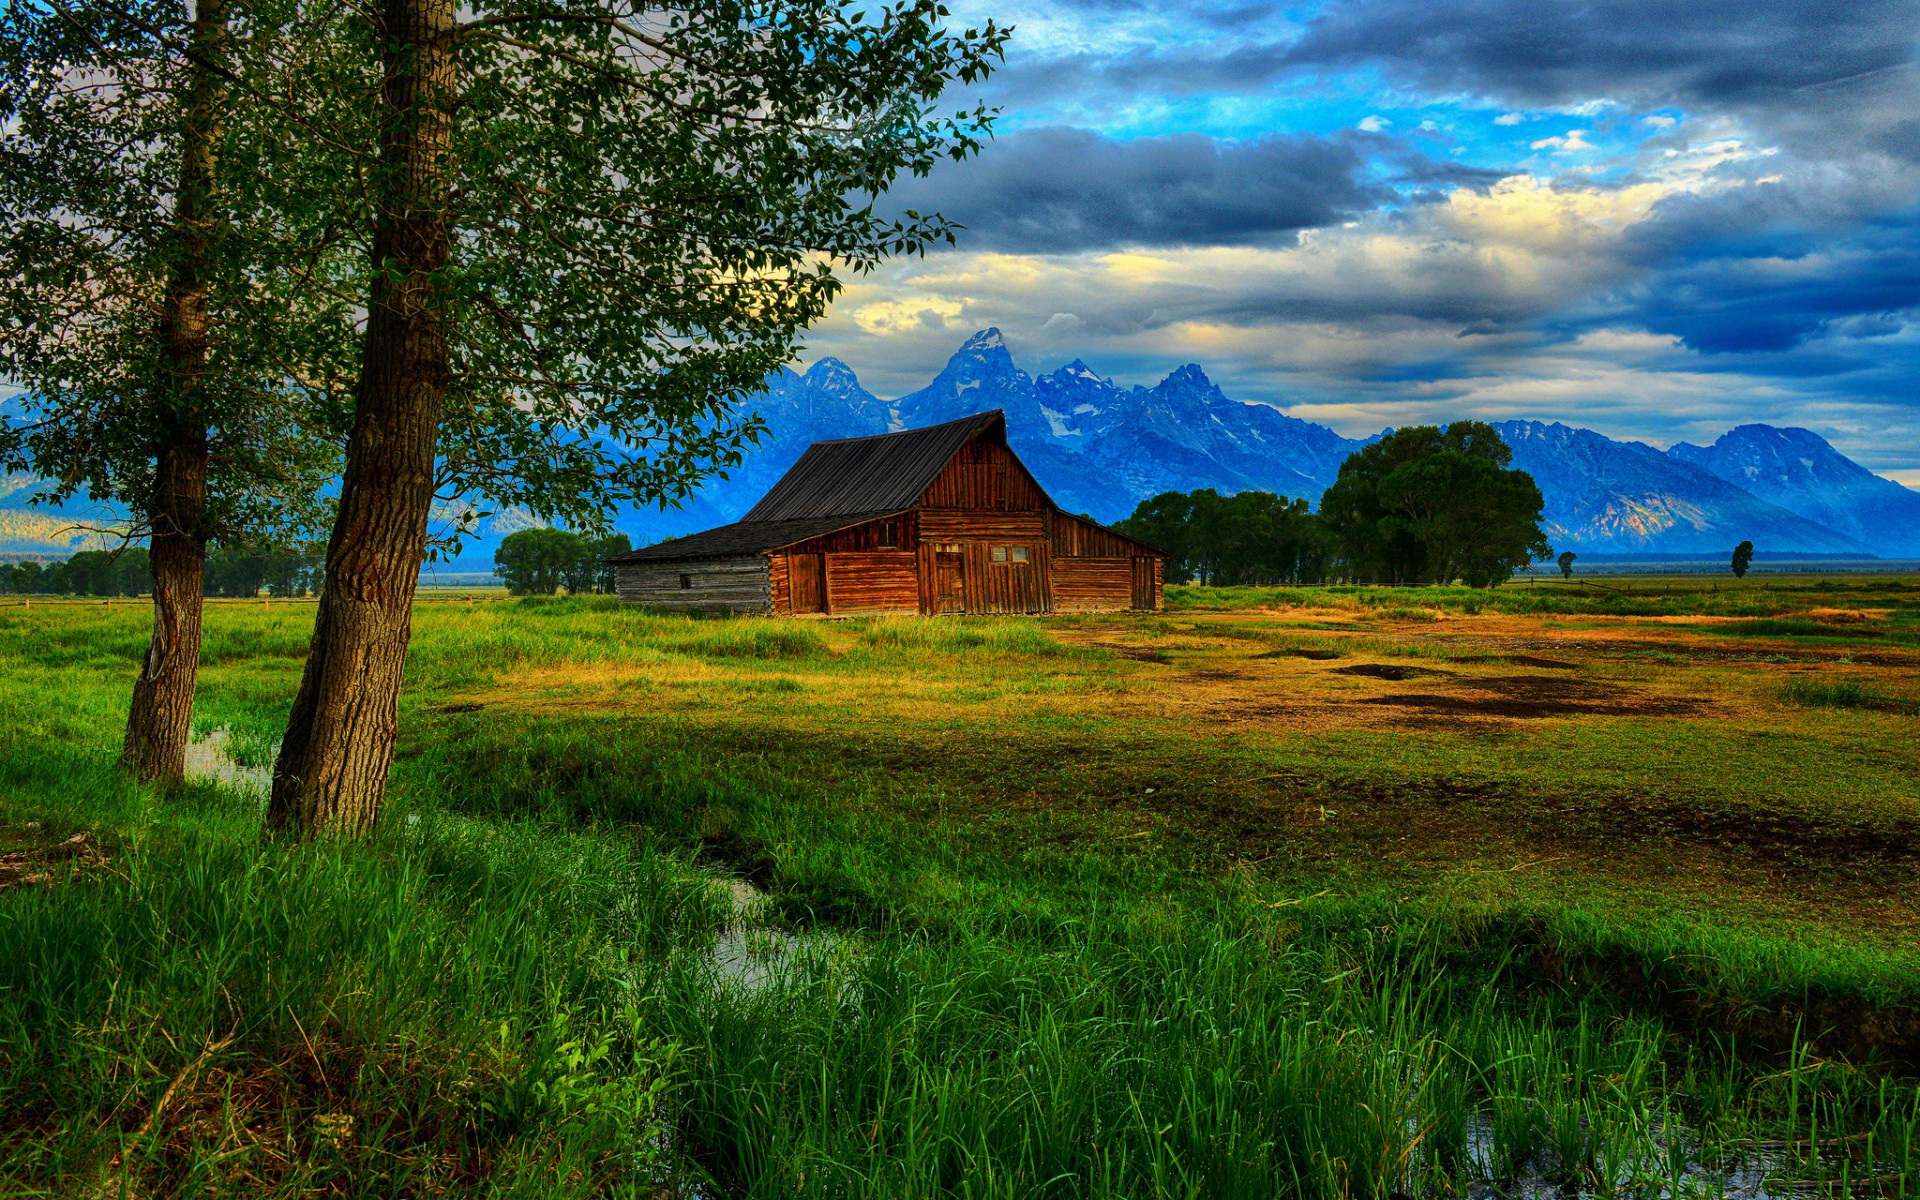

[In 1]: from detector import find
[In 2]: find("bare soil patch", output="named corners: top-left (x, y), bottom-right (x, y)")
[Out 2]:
top-left (1254, 647), bottom-right (1341, 660)
top-left (1361, 674), bottom-right (1704, 719)
top-left (1329, 663), bottom-right (1453, 681)
top-left (1496, 654), bottom-right (1578, 670)
top-left (1096, 643), bottom-right (1171, 664)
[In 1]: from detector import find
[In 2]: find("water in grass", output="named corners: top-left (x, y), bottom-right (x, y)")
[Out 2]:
top-left (182, 727), bottom-right (272, 798)
top-left (708, 878), bottom-right (852, 991)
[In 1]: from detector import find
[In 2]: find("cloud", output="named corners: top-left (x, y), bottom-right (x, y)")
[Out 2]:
top-left (1357, 114), bottom-right (1390, 132)
top-left (1529, 130), bottom-right (1594, 153)
top-left (880, 126), bottom-right (1384, 253)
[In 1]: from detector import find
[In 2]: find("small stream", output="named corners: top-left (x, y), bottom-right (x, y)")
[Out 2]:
top-left (176, 732), bottom-right (1824, 1198)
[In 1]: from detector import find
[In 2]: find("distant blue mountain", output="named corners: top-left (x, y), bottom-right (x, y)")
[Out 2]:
top-left (6, 331), bottom-right (1916, 561)
top-left (1670, 425), bottom-right (1920, 555)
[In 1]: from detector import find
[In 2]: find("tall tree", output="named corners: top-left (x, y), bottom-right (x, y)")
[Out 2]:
top-left (1558, 550), bottom-right (1577, 579)
top-left (1731, 540), bottom-right (1755, 578)
top-left (266, 0), bottom-right (1009, 838)
top-left (1320, 422), bottom-right (1548, 587)
top-left (0, 0), bottom-right (350, 782)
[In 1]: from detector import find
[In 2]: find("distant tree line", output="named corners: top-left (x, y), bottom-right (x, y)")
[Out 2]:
top-left (493, 529), bottom-right (632, 596)
top-left (0, 547), bottom-right (322, 597)
top-left (1118, 422), bottom-right (1554, 588)
top-left (1116, 491), bottom-right (1333, 585)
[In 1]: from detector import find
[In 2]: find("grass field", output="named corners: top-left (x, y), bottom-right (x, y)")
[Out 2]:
top-left (3, 576), bottom-right (1918, 1197)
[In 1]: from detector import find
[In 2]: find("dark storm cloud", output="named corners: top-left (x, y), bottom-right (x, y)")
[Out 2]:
top-left (1621, 214), bottom-right (1920, 356)
top-left (1280, 0), bottom-right (1917, 108)
top-left (986, 0), bottom-right (1918, 160)
top-left (886, 126), bottom-right (1384, 253)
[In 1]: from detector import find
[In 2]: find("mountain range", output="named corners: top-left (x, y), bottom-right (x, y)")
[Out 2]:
top-left (5, 329), bottom-right (1917, 560)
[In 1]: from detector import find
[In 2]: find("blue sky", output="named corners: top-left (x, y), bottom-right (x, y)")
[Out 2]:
top-left (798, 0), bottom-right (1920, 482)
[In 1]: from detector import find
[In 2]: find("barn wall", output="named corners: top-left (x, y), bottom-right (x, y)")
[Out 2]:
top-left (613, 557), bottom-right (770, 614)
top-left (784, 512), bottom-right (919, 555)
top-left (919, 511), bottom-right (1046, 544)
top-left (965, 541), bottom-right (1049, 613)
top-left (919, 436), bottom-right (1049, 511)
top-left (824, 551), bottom-right (920, 613)
top-left (1051, 556), bottom-right (1134, 612)
top-left (1051, 511), bottom-right (1152, 558)
top-left (768, 553), bottom-right (790, 615)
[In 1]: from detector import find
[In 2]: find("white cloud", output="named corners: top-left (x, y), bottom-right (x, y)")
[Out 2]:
top-left (1494, 112), bottom-right (1525, 125)
top-left (1357, 115), bottom-right (1391, 132)
top-left (1530, 129), bottom-right (1595, 153)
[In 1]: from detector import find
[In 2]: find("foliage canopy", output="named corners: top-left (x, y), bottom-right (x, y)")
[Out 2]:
top-left (1319, 422), bottom-right (1550, 587)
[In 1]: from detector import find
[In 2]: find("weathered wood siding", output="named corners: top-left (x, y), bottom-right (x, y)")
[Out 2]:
top-left (1051, 511), bottom-right (1146, 558)
top-left (1051, 556), bottom-right (1134, 611)
top-left (965, 541), bottom-right (1049, 613)
top-left (784, 512), bottom-right (919, 555)
top-left (768, 553), bottom-right (790, 614)
top-left (614, 557), bottom-right (770, 614)
top-left (824, 551), bottom-right (920, 613)
top-left (919, 511), bottom-right (1046, 543)
top-left (789, 552), bottom-right (826, 613)
top-left (919, 435), bottom-right (1049, 510)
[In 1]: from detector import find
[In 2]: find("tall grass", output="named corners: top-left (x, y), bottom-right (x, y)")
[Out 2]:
top-left (0, 744), bottom-right (723, 1196)
top-left (6, 598), bottom-right (1920, 1196)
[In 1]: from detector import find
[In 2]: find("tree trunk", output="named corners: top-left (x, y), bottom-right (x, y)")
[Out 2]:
top-left (122, 440), bottom-right (209, 782)
top-left (265, 0), bottom-right (455, 839)
top-left (121, 0), bottom-right (225, 784)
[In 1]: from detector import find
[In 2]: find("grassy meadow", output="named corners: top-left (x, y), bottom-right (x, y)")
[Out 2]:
top-left (3, 576), bottom-right (1918, 1197)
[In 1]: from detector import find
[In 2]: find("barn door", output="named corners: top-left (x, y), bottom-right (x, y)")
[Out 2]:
top-left (791, 553), bottom-right (827, 613)
top-left (934, 551), bottom-right (966, 613)
top-left (1130, 557), bottom-right (1156, 609)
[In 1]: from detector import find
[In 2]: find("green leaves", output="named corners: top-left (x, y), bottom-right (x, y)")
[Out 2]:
top-left (1321, 423), bottom-right (1550, 587)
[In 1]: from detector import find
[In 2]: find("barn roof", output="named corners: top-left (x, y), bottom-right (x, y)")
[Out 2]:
top-left (603, 510), bottom-right (908, 564)
top-left (743, 410), bottom-right (1026, 522)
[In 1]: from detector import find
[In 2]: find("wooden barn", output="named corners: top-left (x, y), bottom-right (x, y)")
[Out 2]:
top-left (606, 410), bottom-right (1165, 616)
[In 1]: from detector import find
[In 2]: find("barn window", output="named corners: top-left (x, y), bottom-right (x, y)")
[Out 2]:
top-left (990, 546), bottom-right (1008, 562)
top-left (879, 520), bottom-right (897, 548)
top-left (1009, 546), bottom-right (1030, 564)
top-left (678, 573), bottom-right (692, 590)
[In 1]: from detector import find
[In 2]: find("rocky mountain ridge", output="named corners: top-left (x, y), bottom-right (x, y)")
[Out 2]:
top-left (5, 332), bottom-right (1915, 559)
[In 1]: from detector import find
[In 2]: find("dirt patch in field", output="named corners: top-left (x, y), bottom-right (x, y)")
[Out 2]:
top-left (1096, 643), bottom-right (1171, 664)
top-left (1361, 674), bottom-right (1703, 719)
top-left (1495, 654), bottom-right (1579, 670)
top-left (1255, 647), bottom-right (1342, 660)
top-left (1329, 663), bottom-right (1453, 681)
top-left (1184, 668), bottom-right (1256, 683)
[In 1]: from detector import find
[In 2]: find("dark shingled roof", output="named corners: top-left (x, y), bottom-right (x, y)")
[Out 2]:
top-left (603, 510), bottom-right (908, 564)
top-left (743, 410), bottom-right (1018, 522)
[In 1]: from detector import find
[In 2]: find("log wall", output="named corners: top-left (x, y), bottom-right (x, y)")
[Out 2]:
top-left (613, 557), bottom-right (771, 614)
top-left (1051, 556), bottom-right (1134, 612)
top-left (919, 511), bottom-right (1046, 544)
top-left (784, 512), bottom-right (920, 555)
top-left (823, 551), bottom-right (920, 613)
top-left (1051, 511), bottom-right (1150, 558)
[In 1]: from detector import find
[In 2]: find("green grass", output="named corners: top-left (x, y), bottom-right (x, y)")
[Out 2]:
top-left (3, 592), bottom-right (1919, 1196)
top-left (1783, 676), bottom-right (1917, 713)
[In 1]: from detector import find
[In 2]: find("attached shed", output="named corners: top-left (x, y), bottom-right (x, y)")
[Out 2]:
top-left (606, 410), bottom-right (1165, 616)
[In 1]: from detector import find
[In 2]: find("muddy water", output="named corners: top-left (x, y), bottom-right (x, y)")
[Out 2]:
top-left (182, 727), bottom-right (273, 798)
top-left (707, 879), bottom-right (853, 991)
